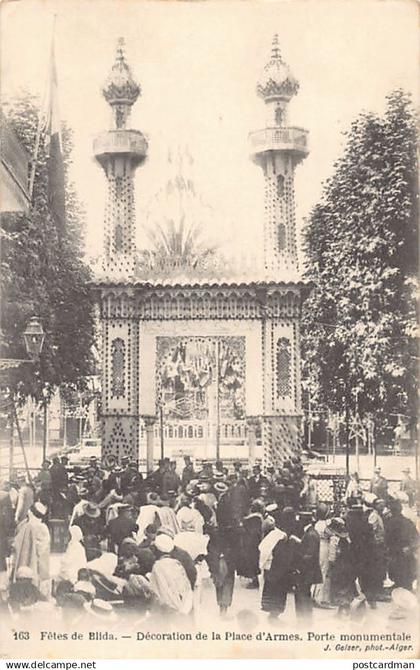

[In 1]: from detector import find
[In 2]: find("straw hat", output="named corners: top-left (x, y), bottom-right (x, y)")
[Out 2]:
top-left (266, 503), bottom-right (278, 513)
top-left (213, 472), bottom-right (226, 481)
top-left (90, 599), bottom-right (117, 621)
top-left (83, 502), bottom-right (101, 518)
top-left (363, 492), bottom-right (378, 506)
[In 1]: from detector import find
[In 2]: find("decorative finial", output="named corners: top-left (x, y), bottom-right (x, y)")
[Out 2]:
top-left (256, 36), bottom-right (299, 102)
top-left (271, 34), bottom-right (281, 60)
top-left (116, 37), bottom-right (125, 62)
top-left (102, 37), bottom-right (141, 129)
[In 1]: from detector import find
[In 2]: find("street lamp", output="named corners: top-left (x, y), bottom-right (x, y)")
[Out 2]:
top-left (23, 316), bottom-right (45, 360)
top-left (23, 317), bottom-right (48, 463)
top-left (1, 316), bottom-right (45, 479)
top-left (24, 315), bottom-right (46, 464)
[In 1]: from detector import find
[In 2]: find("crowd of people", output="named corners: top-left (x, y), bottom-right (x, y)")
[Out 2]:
top-left (0, 453), bottom-right (418, 630)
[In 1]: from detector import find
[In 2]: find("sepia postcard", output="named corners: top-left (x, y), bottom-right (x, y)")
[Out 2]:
top-left (0, 0), bottom-right (418, 662)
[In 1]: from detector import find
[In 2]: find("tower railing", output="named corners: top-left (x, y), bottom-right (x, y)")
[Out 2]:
top-left (93, 129), bottom-right (147, 158)
top-left (249, 127), bottom-right (309, 154)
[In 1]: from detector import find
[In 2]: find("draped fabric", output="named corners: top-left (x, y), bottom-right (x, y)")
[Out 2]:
top-left (123, 573), bottom-right (155, 601)
top-left (258, 528), bottom-right (286, 572)
top-left (149, 556), bottom-right (193, 614)
top-left (259, 530), bottom-right (299, 614)
top-left (156, 507), bottom-right (180, 537)
top-left (12, 514), bottom-right (51, 587)
top-left (312, 519), bottom-right (331, 605)
top-left (176, 506), bottom-right (204, 534)
top-left (174, 531), bottom-right (209, 561)
top-left (58, 526), bottom-right (87, 584)
top-left (136, 505), bottom-right (159, 543)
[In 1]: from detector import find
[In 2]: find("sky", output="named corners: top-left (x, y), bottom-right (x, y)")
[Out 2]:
top-left (1, 0), bottom-right (418, 262)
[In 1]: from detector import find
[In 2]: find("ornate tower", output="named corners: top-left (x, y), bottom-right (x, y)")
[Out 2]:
top-left (93, 38), bottom-right (147, 278)
top-left (250, 35), bottom-right (308, 276)
top-left (250, 36), bottom-right (310, 468)
top-left (94, 39), bottom-right (147, 464)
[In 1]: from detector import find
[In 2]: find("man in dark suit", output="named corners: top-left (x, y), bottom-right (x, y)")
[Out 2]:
top-left (369, 466), bottom-right (388, 501)
top-left (295, 512), bottom-right (322, 622)
top-left (247, 464), bottom-right (269, 500)
top-left (50, 456), bottom-right (69, 494)
top-left (121, 462), bottom-right (144, 497)
top-left (181, 456), bottom-right (196, 490)
top-left (107, 504), bottom-right (138, 553)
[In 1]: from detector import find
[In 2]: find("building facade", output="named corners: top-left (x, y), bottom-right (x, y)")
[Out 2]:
top-left (0, 111), bottom-right (30, 214)
top-left (94, 37), bottom-right (310, 469)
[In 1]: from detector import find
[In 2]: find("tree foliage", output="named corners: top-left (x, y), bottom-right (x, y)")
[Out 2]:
top-left (302, 90), bottom-right (418, 429)
top-left (1, 94), bottom-right (96, 404)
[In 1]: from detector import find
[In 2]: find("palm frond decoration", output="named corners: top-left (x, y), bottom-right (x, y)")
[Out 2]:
top-left (135, 146), bottom-right (220, 279)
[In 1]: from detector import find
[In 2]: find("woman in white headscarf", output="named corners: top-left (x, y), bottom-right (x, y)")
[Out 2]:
top-left (58, 526), bottom-right (87, 584)
top-left (174, 510), bottom-right (209, 623)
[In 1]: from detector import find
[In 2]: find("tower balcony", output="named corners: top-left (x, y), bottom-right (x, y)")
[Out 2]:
top-left (93, 129), bottom-right (148, 168)
top-left (249, 126), bottom-right (309, 164)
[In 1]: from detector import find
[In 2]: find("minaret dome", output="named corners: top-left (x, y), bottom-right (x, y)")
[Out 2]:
top-left (103, 37), bottom-right (141, 129)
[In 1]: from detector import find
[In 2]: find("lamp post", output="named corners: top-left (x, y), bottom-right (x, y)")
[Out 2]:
top-left (1, 316), bottom-right (45, 479)
top-left (23, 316), bottom-right (47, 463)
top-left (23, 317), bottom-right (45, 360)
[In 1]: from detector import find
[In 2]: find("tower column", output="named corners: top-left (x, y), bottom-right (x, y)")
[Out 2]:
top-left (93, 37), bottom-right (147, 279)
top-left (100, 291), bottom-right (139, 464)
top-left (94, 38), bottom-right (147, 465)
top-left (250, 34), bottom-right (308, 278)
top-left (251, 36), bottom-right (310, 467)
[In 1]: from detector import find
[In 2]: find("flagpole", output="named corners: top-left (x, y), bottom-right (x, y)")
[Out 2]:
top-left (28, 14), bottom-right (57, 201)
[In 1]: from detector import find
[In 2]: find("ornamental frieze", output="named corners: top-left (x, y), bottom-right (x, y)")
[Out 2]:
top-left (96, 284), bottom-right (306, 320)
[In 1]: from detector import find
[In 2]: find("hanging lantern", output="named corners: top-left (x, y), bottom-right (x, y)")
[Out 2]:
top-left (23, 317), bottom-right (45, 359)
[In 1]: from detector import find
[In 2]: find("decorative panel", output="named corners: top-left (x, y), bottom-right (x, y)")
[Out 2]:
top-left (276, 337), bottom-right (291, 397)
top-left (156, 336), bottom-right (246, 423)
top-left (139, 320), bottom-right (262, 417)
top-left (111, 337), bottom-right (125, 397)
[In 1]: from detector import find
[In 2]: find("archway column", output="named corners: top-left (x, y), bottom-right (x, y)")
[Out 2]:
top-left (143, 415), bottom-right (157, 474)
top-left (246, 416), bottom-right (260, 464)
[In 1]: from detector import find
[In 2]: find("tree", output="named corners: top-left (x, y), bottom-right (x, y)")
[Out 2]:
top-left (301, 90), bottom-right (418, 443)
top-left (0, 94), bottom-right (96, 406)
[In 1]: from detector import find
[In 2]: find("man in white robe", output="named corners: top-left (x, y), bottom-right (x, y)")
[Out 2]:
top-left (12, 502), bottom-right (51, 597)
